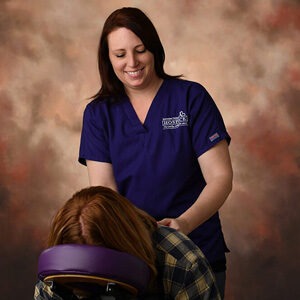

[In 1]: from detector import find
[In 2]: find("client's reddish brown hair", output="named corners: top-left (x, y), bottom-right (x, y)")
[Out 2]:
top-left (47, 186), bottom-right (158, 278)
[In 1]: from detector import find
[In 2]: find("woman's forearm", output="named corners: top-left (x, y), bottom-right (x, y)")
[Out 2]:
top-left (177, 175), bottom-right (232, 235)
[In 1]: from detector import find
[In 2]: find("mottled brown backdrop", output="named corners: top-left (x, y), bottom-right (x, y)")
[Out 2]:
top-left (0, 0), bottom-right (299, 299)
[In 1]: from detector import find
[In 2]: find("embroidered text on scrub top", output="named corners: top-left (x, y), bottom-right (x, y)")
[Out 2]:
top-left (162, 111), bottom-right (189, 130)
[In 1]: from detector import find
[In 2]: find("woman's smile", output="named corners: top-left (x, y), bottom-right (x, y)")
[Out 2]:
top-left (125, 68), bottom-right (145, 79)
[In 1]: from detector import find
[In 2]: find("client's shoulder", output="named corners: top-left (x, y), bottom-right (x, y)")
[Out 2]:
top-left (153, 226), bottom-right (205, 264)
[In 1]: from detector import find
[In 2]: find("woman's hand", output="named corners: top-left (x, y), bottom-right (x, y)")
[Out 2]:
top-left (157, 217), bottom-right (190, 236)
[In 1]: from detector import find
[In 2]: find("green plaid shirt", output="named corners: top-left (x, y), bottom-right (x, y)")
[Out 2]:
top-left (34, 226), bottom-right (220, 300)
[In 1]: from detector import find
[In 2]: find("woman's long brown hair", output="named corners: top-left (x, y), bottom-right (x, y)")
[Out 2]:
top-left (47, 186), bottom-right (158, 278)
top-left (93, 7), bottom-right (181, 100)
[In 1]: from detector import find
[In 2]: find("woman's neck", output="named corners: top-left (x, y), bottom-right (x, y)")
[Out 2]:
top-left (124, 77), bottom-right (163, 124)
top-left (125, 77), bottom-right (163, 104)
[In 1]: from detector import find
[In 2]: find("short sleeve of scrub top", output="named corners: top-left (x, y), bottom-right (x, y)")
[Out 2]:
top-left (79, 100), bottom-right (111, 165)
top-left (187, 82), bottom-right (231, 157)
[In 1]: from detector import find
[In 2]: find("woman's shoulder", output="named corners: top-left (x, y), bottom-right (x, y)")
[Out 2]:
top-left (82, 99), bottom-right (107, 122)
top-left (84, 95), bottom-right (123, 116)
top-left (165, 78), bottom-right (208, 98)
top-left (153, 226), bottom-right (205, 263)
top-left (167, 77), bottom-right (205, 89)
top-left (85, 97), bottom-right (110, 109)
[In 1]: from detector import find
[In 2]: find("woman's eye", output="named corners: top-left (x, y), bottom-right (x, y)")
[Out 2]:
top-left (115, 53), bottom-right (125, 58)
top-left (136, 48), bottom-right (146, 53)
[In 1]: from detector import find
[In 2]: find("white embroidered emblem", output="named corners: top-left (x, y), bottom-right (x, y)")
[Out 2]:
top-left (162, 111), bottom-right (189, 130)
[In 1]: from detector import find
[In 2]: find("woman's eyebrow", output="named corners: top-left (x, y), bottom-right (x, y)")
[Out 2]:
top-left (110, 43), bottom-right (145, 52)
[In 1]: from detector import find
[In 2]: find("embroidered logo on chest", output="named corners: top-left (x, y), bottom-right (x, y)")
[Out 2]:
top-left (162, 111), bottom-right (189, 130)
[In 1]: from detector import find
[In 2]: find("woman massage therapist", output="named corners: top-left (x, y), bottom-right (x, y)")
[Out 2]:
top-left (78, 7), bottom-right (233, 298)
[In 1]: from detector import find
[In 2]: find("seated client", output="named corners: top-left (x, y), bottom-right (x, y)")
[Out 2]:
top-left (34, 186), bottom-right (221, 299)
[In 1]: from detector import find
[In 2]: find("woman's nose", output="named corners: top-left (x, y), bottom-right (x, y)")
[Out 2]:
top-left (127, 53), bottom-right (139, 67)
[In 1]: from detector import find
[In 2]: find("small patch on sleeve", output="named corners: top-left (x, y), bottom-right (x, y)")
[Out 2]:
top-left (209, 132), bottom-right (220, 142)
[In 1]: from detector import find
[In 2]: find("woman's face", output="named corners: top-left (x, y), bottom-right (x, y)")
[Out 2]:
top-left (107, 27), bottom-right (158, 92)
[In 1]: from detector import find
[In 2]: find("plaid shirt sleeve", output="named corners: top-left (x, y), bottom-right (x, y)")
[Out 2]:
top-left (154, 226), bottom-right (221, 300)
top-left (172, 259), bottom-right (221, 300)
top-left (34, 280), bottom-right (64, 300)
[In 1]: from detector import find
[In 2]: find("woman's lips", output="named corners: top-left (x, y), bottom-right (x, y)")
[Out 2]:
top-left (125, 68), bottom-right (144, 79)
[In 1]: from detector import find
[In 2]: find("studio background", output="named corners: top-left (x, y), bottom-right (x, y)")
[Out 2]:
top-left (1, 1), bottom-right (299, 299)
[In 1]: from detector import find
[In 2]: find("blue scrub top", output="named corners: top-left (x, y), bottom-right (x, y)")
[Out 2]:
top-left (79, 79), bottom-right (230, 269)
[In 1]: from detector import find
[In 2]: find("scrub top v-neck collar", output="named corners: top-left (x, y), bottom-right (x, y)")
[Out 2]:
top-left (122, 80), bottom-right (167, 132)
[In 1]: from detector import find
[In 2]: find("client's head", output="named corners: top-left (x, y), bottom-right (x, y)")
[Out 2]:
top-left (47, 186), bottom-right (157, 277)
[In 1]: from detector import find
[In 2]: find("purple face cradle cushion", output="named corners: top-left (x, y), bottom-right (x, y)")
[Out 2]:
top-left (38, 244), bottom-right (150, 295)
